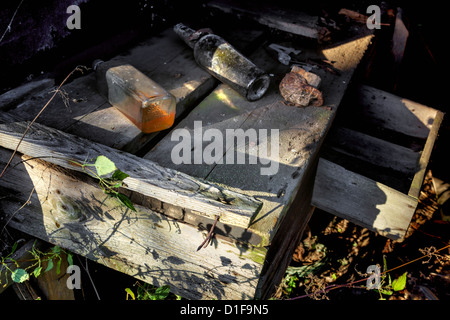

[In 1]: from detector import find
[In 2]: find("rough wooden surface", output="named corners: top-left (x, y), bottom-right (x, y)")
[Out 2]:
top-left (326, 126), bottom-right (420, 175)
top-left (313, 85), bottom-right (444, 240)
top-left (355, 85), bottom-right (439, 139)
top-left (208, 0), bottom-right (321, 39)
top-left (0, 114), bottom-right (262, 230)
top-left (145, 29), bottom-right (374, 297)
top-left (6, 28), bottom-right (217, 154)
top-left (312, 158), bottom-right (418, 240)
top-left (145, 32), bottom-right (374, 245)
top-left (0, 147), bottom-right (263, 300)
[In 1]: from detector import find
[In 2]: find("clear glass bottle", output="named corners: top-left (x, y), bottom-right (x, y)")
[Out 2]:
top-left (93, 60), bottom-right (176, 133)
top-left (174, 23), bottom-right (270, 101)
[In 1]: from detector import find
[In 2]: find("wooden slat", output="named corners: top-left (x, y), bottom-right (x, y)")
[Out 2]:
top-left (326, 126), bottom-right (420, 175)
top-left (408, 110), bottom-right (444, 198)
top-left (144, 28), bottom-right (374, 298)
top-left (0, 148), bottom-right (264, 300)
top-left (356, 85), bottom-right (439, 139)
top-left (312, 158), bottom-right (418, 240)
top-left (208, 0), bottom-right (321, 39)
top-left (6, 28), bottom-right (217, 153)
top-left (145, 32), bottom-right (374, 246)
top-left (0, 114), bottom-right (262, 229)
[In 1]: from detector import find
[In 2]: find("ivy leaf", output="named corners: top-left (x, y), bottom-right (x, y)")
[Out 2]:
top-left (392, 272), bottom-right (407, 291)
top-left (379, 288), bottom-right (393, 296)
top-left (45, 260), bottom-right (54, 272)
top-left (33, 266), bottom-right (42, 278)
top-left (67, 253), bottom-right (74, 266)
top-left (95, 156), bottom-right (117, 176)
top-left (125, 288), bottom-right (136, 300)
top-left (52, 246), bottom-right (61, 254)
top-left (11, 269), bottom-right (29, 283)
top-left (116, 193), bottom-right (136, 212)
top-left (151, 285), bottom-right (170, 300)
top-left (112, 169), bottom-right (129, 181)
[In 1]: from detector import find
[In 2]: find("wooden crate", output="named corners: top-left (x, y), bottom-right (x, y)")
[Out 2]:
top-left (0, 5), bottom-right (374, 299)
top-left (312, 85), bottom-right (444, 240)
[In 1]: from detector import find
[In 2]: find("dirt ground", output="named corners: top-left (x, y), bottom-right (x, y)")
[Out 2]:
top-left (278, 170), bottom-right (450, 300)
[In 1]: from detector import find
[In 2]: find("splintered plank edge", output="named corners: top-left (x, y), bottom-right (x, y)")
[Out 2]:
top-left (0, 114), bottom-right (261, 230)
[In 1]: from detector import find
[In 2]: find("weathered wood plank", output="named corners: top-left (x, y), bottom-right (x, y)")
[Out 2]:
top-left (6, 28), bottom-right (217, 153)
top-left (144, 26), bottom-right (374, 298)
top-left (326, 126), bottom-right (420, 175)
top-left (208, 0), bottom-right (321, 39)
top-left (0, 78), bottom-right (55, 111)
top-left (0, 148), bottom-right (264, 300)
top-left (355, 85), bottom-right (439, 139)
top-left (408, 110), bottom-right (444, 199)
top-left (0, 114), bottom-right (262, 229)
top-left (312, 158), bottom-right (418, 240)
top-left (145, 32), bottom-right (374, 246)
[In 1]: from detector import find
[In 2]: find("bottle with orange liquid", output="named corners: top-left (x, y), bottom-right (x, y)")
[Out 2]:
top-left (93, 60), bottom-right (176, 133)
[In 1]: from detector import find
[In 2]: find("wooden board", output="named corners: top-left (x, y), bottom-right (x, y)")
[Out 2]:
top-left (313, 85), bottom-right (444, 240)
top-left (5, 28), bottom-right (217, 154)
top-left (312, 158), bottom-right (418, 240)
top-left (145, 32), bottom-right (374, 242)
top-left (208, 0), bottom-right (321, 39)
top-left (0, 114), bottom-right (262, 230)
top-left (355, 85), bottom-right (440, 139)
top-left (144, 29), bottom-right (374, 298)
top-left (0, 147), bottom-right (264, 300)
top-left (325, 126), bottom-right (420, 175)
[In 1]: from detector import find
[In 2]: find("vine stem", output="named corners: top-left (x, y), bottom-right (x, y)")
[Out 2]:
top-left (0, 66), bottom-right (87, 180)
top-left (288, 243), bottom-right (450, 300)
top-left (197, 215), bottom-right (220, 251)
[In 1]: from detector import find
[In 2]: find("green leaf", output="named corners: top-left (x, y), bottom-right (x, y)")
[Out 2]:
top-left (67, 253), bottom-right (74, 266)
top-left (52, 246), bottom-right (61, 254)
top-left (33, 266), bottom-right (42, 278)
top-left (11, 269), bottom-right (29, 283)
top-left (45, 260), bottom-right (54, 272)
top-left (56, 258), bottom-right (62, 274)
top-left (379, 288), bottom-right (393, 296)
top-left (95, 156), bottom-right (117, 176)
top-left (11, 242), bottom-right (18, 255)
top-left (112, 169), bottom-right (129, 181)
top-left (151, 285), bottom-right (170, 300)
top-left (125, 288), bottom-right (136, 300)
top-left (116, 193), bottom-right (136, 212)
top-left (392, 272), bottom-right (407, 291)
